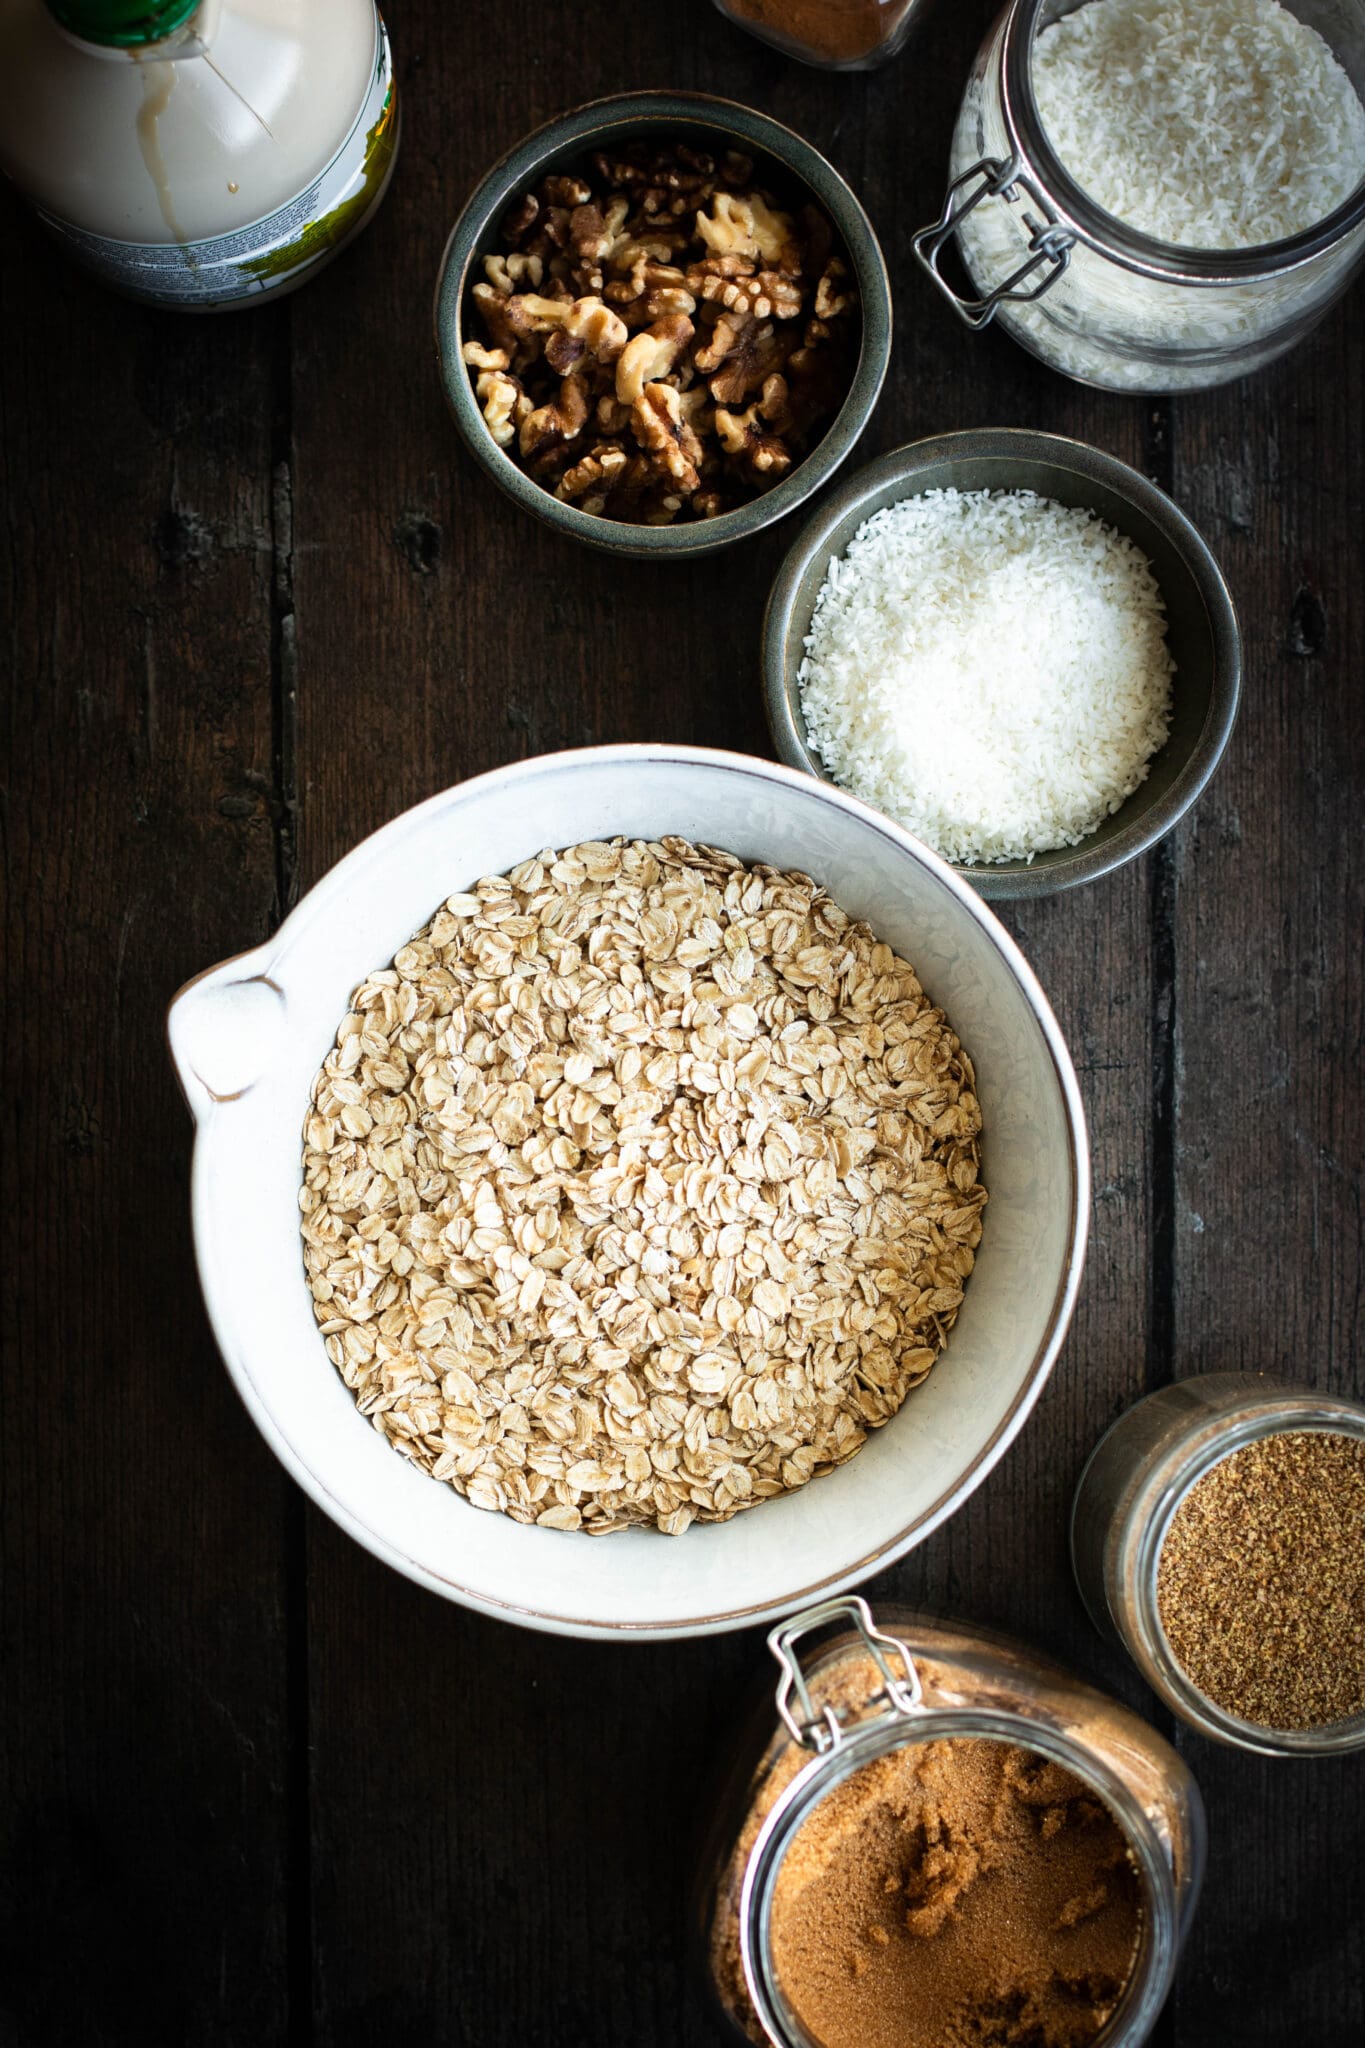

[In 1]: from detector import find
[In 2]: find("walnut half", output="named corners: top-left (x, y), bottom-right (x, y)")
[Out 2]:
top-left (695, 191), bottom-right (795, 267)
top-left (615, 313), bottom-right (694, 405)
top-left (632, 383), bottom-right (702, 494)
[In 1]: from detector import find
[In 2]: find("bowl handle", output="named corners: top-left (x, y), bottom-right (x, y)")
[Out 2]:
top-left (167, 948), bottom-right (288, 1121)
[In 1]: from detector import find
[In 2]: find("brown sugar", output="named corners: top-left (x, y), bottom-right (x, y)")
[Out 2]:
top-left (1157, 1428), bottom-right (1365, 1729)
top-left (769, 1737), bottom-right (1142, 2048)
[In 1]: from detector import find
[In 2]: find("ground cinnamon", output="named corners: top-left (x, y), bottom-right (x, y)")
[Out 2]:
top-left (769, 1737), bottom-right (1143, 2048)
top-left (719, 0), bottom-right (915, 67)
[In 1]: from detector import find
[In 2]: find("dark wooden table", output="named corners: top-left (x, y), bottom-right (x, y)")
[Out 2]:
top-left (3, 4), bottom-right (1362, 2044)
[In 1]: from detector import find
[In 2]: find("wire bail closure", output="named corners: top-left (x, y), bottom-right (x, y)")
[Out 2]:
top-left (768, 1596), bottom-right (923, 1755)
top-left (913, 154), bottom-right (1074, 329)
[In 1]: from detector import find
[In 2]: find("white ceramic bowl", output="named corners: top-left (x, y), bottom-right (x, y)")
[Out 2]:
top-left (168, 746), bottom-right (1089, 1639)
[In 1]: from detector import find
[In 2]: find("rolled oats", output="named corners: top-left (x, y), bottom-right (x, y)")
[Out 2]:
top-left (299, 839), bottom-right (986, 1535)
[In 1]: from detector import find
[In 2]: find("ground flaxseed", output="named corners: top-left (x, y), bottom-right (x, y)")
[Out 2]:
top-left (769, 1738), bottom-right (1142, 2048)
top-left (1156, 1428), bottom-right (1365, 1730)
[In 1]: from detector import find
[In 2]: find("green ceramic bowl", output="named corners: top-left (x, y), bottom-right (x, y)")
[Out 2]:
top-left (434, 91), bottom-right (892, 560)
top-left (763, 431), bottom-right (1242, 899)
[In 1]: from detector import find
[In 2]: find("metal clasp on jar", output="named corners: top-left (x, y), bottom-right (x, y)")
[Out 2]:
top-left (913, 155), bottom-right (1074, 329)
top-left (769, 1595), bottom-right (923, 1754)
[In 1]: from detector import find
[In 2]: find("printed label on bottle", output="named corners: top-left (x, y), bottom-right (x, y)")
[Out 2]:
top-left (35, 16), bottom-right (397, 309)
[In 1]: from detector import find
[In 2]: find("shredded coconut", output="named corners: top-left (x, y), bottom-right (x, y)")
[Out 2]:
top-left (796, 489), bottom-right (1175, 868)
top-left (1034, 0), bottom-right (1365, 250)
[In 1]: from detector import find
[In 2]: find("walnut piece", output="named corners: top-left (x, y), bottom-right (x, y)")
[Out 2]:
top-left (542, 173), bottom-right (592, 208)
top-left (632, 384), bottom-right (703, 493)
top-left (606, 256), bottom-right (699, 325)
top-left (484, 251), bottom-right (543, 292)
top-left (519, 369), bottom-right (590, 463)
top-left (695, 191), bottom-right (795, 266)
top-left (564, 297), bottom-right (629, 361)
top-left (595, 393), bottom-right (633, 435)
top-left (475, 368), bottom-right (523, 448)
top-left (615, 312), bottom-right (694, 405)
top-left (461, 339), bottom-right (510, 373)
top-left (695, 268), bottom-right (802, 322)
top-left (555, 443), bottom-right (630, 504)
top-left (754, 372), bottom-right (795, 437)
top-left (501, 191), bottom-right (540, 244)
top-left (566, 201), bottom-right (613, 290)
top-left (814, 258), bottom-right (855, 321)
top-left (705, 321), bottom-right (792, 408)
top-left (714, 397), bottom-right (793, 482)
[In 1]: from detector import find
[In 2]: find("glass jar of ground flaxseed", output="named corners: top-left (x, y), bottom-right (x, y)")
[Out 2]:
top-left (697, 1596), bottom-right (1204, 2048)
top-left (1071, 1374), bottom-right (1365, 1757)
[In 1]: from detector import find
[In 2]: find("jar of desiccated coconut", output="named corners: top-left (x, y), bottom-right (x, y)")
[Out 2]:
top-left (914, 0), bottom-right (1365, 392)
top-left (1072, 1375), bottom-right (1365, 1756)
top-left (697, 1596), bottom-right (1204, 2048)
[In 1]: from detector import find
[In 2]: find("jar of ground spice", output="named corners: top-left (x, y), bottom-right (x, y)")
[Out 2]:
top-left (1071, 1374), bottom-right (1365, 1755)
top-left (710, 1), bottom-right (928, 71)
top-left (697, 1596), bottom-right (1204, 2048)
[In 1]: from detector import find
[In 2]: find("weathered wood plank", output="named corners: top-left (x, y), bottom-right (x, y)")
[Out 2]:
top-left (1169, 296), bottom-right (1365, 2048)
top-left (873, 0), bottom-right (1163, 1672)
top-left (0, 206), bottom-right (292, 2045)
top-left (290, 16), bottom-right (779, 2036)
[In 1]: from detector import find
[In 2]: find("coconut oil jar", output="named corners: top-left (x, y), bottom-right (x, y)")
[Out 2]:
top-left (0, 0), bottom-right (399, 308)
top-left (699, 1596), bottom-right (1204, 2048)
top-left (914, 0), bottom-right (1365, 392)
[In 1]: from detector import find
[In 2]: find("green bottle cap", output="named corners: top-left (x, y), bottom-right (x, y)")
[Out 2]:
top-left (47, 0), bottom-right (200, 46)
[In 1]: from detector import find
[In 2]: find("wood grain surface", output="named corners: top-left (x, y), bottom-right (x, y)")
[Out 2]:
top-left (2, 4), bottom-right (1361, 2044)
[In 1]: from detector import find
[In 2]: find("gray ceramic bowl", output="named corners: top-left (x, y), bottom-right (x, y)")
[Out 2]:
top-left (763, 431), bottom-right (1242, 899)
top-left (434, 91), bottom-right (892, 559)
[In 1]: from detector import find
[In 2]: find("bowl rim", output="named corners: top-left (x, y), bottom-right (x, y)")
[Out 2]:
top-left (433, 89), bottom-right (893, 560)
top-left (174, 744), bottom-right (1090, 1639)
top-left (762, 428), bottom-right (1243, 899)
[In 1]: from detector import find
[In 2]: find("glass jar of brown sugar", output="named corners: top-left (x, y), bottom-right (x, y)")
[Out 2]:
top-left (710, 1), bottom-right (928, 71)
top-left (1072, 1374), bottom-right (1365, 1757)
top-left (697, 1596), bottom-right (1204, 2048)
